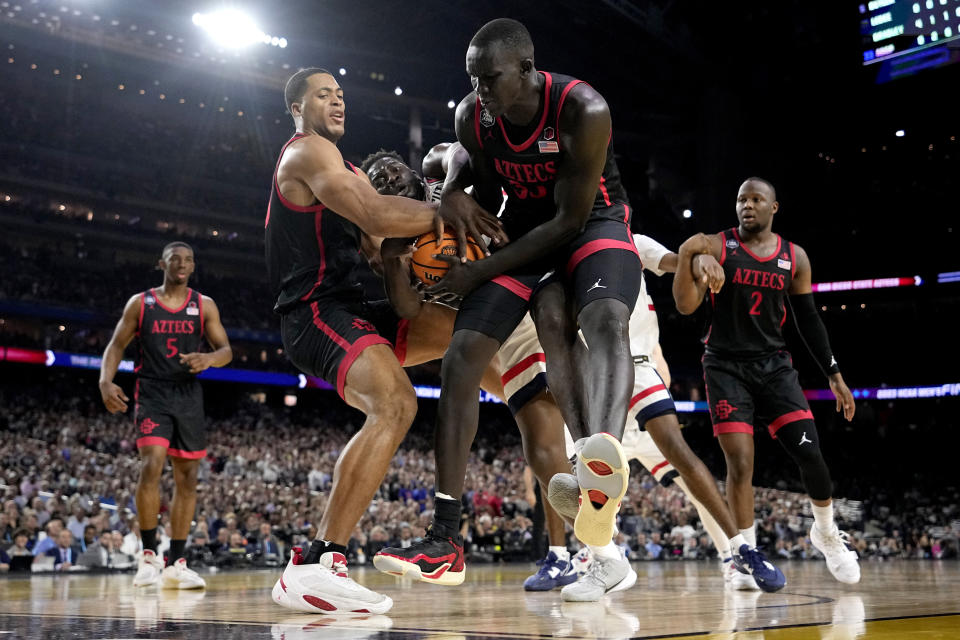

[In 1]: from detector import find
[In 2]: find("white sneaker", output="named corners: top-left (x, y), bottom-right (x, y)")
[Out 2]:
top-left (161, 557), bottom-right (207, 589)
top-left (724, 556), bottom-right (760, 591)
top-left (273, 546), bottom-right (393, 615)
top-left (561, 548), bottom-right (636, 602)
top-left (270, 614), bottom-right (393, 639)
top-left (133, 549), bottom-right (163, 587)
top-left (810, 524), bottom-right (861, 584)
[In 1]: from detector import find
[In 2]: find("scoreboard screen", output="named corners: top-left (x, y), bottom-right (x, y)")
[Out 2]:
top-left (861, 0), bottom-right (960, 81)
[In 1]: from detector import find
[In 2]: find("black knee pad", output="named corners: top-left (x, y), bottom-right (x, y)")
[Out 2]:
top-left (775, 420), bottom-right (833, 500)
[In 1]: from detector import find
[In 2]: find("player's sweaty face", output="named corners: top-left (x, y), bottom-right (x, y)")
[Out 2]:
top-left (300, 73), bottom-right (345, 141)
top-left (466, 45), bottom-right (521, 117)
top-left (368, 159), bottom-right (423, 199)
top-left (735, 181), bottom-right (777, 232)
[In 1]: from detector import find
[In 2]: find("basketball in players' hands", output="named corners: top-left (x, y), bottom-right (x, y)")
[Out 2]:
top-left (411, 231), bottom-right (484, 285)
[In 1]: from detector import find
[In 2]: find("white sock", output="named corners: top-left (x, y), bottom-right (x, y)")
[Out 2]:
top-left (740, 525), bottom-right (756, 548)
top-left (436, 492), bottom-right (455, 501)
top-left (674, 477), bottom-right (731, 558)
top-left (588, 541), bottom-right (620, 561)
top-left (728, 534), bottom-right (748, 555)
top-left (549, 545), bottom-right (570, 561)
top-left (811, 500), bottom-right (834, 534)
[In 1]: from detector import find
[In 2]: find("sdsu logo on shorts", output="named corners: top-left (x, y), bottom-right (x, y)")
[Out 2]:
top-left (480, 108), bottom-right (495, 127)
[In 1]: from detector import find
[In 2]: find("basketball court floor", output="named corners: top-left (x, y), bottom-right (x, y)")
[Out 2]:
top-left (1, 560), bottom-right (958, 639)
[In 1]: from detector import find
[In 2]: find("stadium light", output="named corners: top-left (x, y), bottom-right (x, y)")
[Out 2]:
top-left (339, 67), bottom-right (346, 76)
top-left (394, 86), bottom-right (403, 96)
top-left (191, 10), bottom-right (287, 49)
top-left (447, 100), bottom-right (456, 108)
top-left (682, 209), bottom-right (693, 218)
top-left (895, 129), bottom-right (905, 137)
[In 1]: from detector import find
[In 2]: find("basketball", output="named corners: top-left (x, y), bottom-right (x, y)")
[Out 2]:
top-left (410, 231), bottom-right (485, 284)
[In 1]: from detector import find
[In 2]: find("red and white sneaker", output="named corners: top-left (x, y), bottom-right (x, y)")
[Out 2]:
top-left (133, 549), bottom-right (163, 587)
top-left (161, 557), bottom-right (206, 590)
top-left (272, 546), bottom-right (393, 615)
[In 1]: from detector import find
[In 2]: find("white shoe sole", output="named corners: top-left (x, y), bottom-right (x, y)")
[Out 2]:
top-left (372, 553), bottom-right (465, 586)
top-left (574, 433), bottom-right (628, 547)
top-left (271, 576), bottom-right (393, 615)
top-left (561, 563), bottom-right (637, 602)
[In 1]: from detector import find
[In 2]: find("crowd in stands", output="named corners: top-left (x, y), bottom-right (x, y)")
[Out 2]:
top-left (1, 376), bottom-right (957, 575)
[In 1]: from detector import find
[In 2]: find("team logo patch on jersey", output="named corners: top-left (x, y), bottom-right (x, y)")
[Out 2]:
top-left (480, 108), bottom-right (495, 127)
top-left (542, 126), bottom-right (555, 141)
top-left (725, 239), bottom-right (739, 250)
top-left (186, 301), bottom-right (200, 315)
top-left (777, 258), bottom-right (792, 270)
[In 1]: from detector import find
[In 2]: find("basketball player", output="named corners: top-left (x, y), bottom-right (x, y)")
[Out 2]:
top-left (99, 242), bottom-right (232, 589)
top-left (362, 146), bottom-right (577, 591)
top-left (265, 68), bottom-right (505, 614)
top-left (376, 18), bottom-right (643, 591)
top-left (672, 177), bottom-right (861, 585)
top-left (366, 147), bottom-right (783, 596)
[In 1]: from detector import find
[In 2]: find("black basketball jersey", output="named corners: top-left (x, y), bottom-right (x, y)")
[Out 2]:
top-left (135, 288), bottom-right (204, 381)
top-left (704, 228), bottom-right (797, 359)
top-left (265, 134), bottom-right (366, 314)
top-left (473, 71), bottom-right (631, 240)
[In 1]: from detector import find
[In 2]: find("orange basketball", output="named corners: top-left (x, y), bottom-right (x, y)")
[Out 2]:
top-left (411, 231), bottom-right (485, 284)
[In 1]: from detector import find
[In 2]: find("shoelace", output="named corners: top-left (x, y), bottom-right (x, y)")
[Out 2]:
top-left (584, 556), bottom-right (611, 582)
top-left (822, 528), bottom-right (855, 555)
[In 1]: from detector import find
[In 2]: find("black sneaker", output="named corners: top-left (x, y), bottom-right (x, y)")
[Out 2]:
top-left (373, 532), bottom-right (465, 586)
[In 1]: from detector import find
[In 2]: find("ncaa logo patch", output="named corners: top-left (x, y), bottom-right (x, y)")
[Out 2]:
top-left (480, 108), bottom-right (495, 127)
top-left (725, 239), bottom-right (739, 250)
top-left (145, 295), bottom-right (156, 306)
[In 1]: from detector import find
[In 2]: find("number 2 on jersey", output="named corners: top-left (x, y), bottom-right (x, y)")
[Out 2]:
top-left (749, 291), bottom-right (763, 315)
top-left (166, 337), bottom-right (179, 358)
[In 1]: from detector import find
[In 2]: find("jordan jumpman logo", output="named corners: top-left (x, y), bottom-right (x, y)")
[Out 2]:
top-left (799, 432), bottom-right (812, 445)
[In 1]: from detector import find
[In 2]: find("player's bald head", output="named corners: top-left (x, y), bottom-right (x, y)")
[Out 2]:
top-left (741, 176), bottom-right (777, 201)
top-left (470, 18), bottom-right (534, 61)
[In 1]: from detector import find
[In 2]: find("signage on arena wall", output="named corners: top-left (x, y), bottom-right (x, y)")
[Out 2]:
top-left (3, 346), bottom-right (958, 409)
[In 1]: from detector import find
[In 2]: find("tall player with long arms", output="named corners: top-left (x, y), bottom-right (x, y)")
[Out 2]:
top-left (99, 241), bottom-right (232, 589)
top-left (673, 177), bottom-right (861, 585)
top-left (374, 19), bottom-right (643, 591)
top-left (264, 68), bottom-right (504, 614)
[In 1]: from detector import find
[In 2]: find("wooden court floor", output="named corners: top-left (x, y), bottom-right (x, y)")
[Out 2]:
top-left (1, 559), bottom-right (958, 639)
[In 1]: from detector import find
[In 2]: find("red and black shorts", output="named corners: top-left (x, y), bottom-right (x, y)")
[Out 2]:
top-left (134, 377), bottom-right (206, 459)
top-left (454, 214), bottom-right (642, 343)
top-left (702, 350), bottom-right (813, 439)
top-left (281, 297), bottom-right (408, 399)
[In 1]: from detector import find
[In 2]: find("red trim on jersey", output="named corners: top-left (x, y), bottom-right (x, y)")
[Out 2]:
top-left (767, 409), bottom-right (813, 438)
top-left (167, 447), bottom-right (207, 460)
top-left (137, 436), bottom-right (170, 449)
top-left (718, 230), bottom-right (727, 266)
top-left (394, 319), bottom-right (410, 366)
top-left (598, 177), bottom-right (612, 206)
top-left (474, 99), bottom-right (485, 151)
top-left (198, 293), bottom-right (205, 339)
top-left (300, 211), bottom-right (327, 301)
top-left (554, 78), bottom-right (585, 142)
top-left (501, 352), bottom-right (546, 386)
top-left (137, 292), bottom-right (145, 336)
top-left (629, 384), bottom-right (666, 409)
top-left (789, 241), bottom-right (797, 278)
top-left (732, 228), bottom-right (781, 263)
top-left (713, 421), bottom-right (754, 437)
top-left (310, 302), bottom-right (350, 350)
top-left (272, 135), bottom-right (326, 213)
top-left (151, 288), bottom-right (192, 314)
top-left (565, 239), bottom-right (639, 276)
top-left (336, 334), bottom-right (392, 399)
top-left (648, 304), bottom-right (656, 311)
top-left (491, 275), bottom-right (532, 301)
top-left (649, 460), bottom-right (670, 476)
top-left (497, 72), bottom-right (553, 152)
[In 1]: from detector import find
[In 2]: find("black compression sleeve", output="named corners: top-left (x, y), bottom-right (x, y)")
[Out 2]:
top-left (788, 293), bottom-right (841, 377)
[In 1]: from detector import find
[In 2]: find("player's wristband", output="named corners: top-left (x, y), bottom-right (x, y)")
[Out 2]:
top-left (789, 293), bottom-right (840, 377)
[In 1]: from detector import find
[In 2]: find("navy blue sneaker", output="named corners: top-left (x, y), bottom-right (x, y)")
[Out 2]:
top-left (733, 544), bottom-right (786, 593)
top-left (523, 551), bottom-right (578, 591)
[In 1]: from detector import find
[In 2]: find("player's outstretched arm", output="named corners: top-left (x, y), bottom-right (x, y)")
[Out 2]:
top-left (789, 245), bottom-right (855, 421)
top-left (98, 294), bottom-right (140, 413)
top-left (380, 238), bottom-right (425, 319)
top-left (179, 297), bottom-right (232, 374)
top-left (673, 233), bottom-right (723, 314)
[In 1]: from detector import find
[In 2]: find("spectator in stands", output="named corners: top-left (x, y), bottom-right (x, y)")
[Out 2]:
top-left (46, 528), bottom-right (80, 570)
top-left (646, 532), bottom-right (664, 559)
top-left (32, 517), bottom-right (64, 556)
